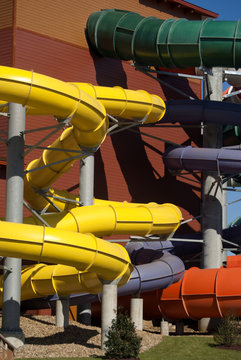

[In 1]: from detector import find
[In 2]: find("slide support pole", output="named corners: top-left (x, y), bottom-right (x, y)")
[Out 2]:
top-left (56, 296), bottom-right (70, 328)
top-left (200, 67), bottom-right (223, 331)
top-left (161, 319), bottom-right (169, 336)
top-left (130, 296), bottom-right (143, 331)
top-left (101, 280), bottom-right (118, 350)
top-left (202, 67), bottom-right (223, 269)
top-left (1, 103), bottom-right (25, 348)
top-left (77, 153), bottom-right (95, 325)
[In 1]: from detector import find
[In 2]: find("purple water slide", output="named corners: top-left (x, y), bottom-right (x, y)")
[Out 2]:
top-left (21, 241), bottom-right (184, 309)
top-left (62, 242), bottom-right (184, 305)
top-left (159, 99), bottom-right (241, 126)
top-left (163, 146), bottom-right (241, 174)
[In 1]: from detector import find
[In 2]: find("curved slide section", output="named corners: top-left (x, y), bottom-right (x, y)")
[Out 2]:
top-left (87, 9), bottom-right (241, 68)
top-left (46, 243), bottom-right (241, 322)
top-left (118, 243), bottom-right (184, 296)
top-left (24, 202), bottom-right (182, 239)
top-left (0, 65), bottom-right (184, 306)
top-left (93, 255), bottom-right (241, 321)
top-left (0, 220), bottom-right (133, 296)
top-left (0, 66), bottom-right (166, 211)
top-left (21, 241), bottom-right (185, 309)
top-left (0, 204), bottom-right (182, 305)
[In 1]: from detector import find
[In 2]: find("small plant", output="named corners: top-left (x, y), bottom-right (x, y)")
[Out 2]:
top-left (104, 308), bottom-right (142, 359)
top-left (213, 313), bottom-right (241, 347)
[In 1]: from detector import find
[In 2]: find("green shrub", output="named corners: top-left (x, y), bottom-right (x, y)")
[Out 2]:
top-left (213, 313), bottom-right (240, 347)
top-left (104, 309), bottom-right (142, 359)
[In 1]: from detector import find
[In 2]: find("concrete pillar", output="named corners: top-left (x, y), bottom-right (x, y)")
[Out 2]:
top-left (198, 318), bottom-right (220, 332)
top-left (1, 103), bottom-right (25, 349)
top-left (198, 317), bottom-right (210, 332)
top-left (79, 154), bottom-right (94, 206)
top-left (130, 297), bottom-right (143, 331)
top-left (77, 154), bottom-right (95, 325)
top-left (200, 68), bottom-right (223, 332)
top-left (202, 67), bottom-right (223, 269)
top-left (101, 281), bottom-right (118, 350)
top-left (56, 297), bottom-right (69, 328)
top-left (175, 321), bottom-right (184, 335)
top-left (160, 319), bottom-right (169, 336)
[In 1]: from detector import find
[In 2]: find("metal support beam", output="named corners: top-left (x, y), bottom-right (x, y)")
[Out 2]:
top-left (135, 65), bottom-right (196, 99)
top-left (1, 103), bottom-right (25, 348)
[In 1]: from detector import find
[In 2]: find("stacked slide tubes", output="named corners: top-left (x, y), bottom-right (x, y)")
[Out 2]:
top-left (0, 66), bottom-right (184, 303)
top-left (48, 241), bottom-right (241, 321)
top-left (22, 241), bottom-right (185, 310)
top-left (84, 9), bottom-right (241, 321)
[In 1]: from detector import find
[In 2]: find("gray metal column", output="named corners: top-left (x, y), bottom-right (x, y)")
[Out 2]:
top-left (77, 154), bottom-right (94, 325)
top-left (101, 281), bottom-right (118, 350)
top-left (130, 297), bottom-right (143, 331)
top-left (1, 103), bottom-right (25, 348)
top-left (55, 296), bottom-right (69, 328)
top-left (200, 68), bottom-right (223, 332)
top-left (79, 154), bottom-right (94, 206)
top-left (202, 67), bottom-right (223, 269)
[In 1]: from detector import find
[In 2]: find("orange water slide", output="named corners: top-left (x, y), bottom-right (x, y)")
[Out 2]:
top-left (142, 264), bottom-right (241, 320)
top-left (91, 258), bottom-right (241, 320)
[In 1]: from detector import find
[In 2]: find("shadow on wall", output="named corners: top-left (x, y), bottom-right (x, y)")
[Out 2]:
top-left (89, 47), bottom-right (128, 88)
top-left (94, 149), bottom-right (108, 200)
top-left (157, 72), bottom-right (202, 146)
top-left (87, 27), bottom-right (201, 234)
top-left (110, 128), bottom-right (201, 234)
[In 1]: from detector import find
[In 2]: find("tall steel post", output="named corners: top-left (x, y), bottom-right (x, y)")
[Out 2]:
top-left (202, 67), bottom-right (223, 269)
top-left (199, 67), bottom-right (223, 331)
top-left (77, 154), bottom-right (94, 325)
top-left (1, 103), bottom-right (25, 348)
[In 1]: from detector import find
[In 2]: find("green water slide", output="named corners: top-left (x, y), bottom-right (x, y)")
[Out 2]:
top-left (87, 9), bottom-right (241, 68)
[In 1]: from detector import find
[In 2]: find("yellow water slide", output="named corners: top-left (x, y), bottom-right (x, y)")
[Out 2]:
top-left (0, 66), bottom-right (182, 300)
top-left (0, 201), bottom-right (182, 304)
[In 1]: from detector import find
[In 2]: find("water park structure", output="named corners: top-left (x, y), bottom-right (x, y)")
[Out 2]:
top-left (0, 0), bottom-right (241, 351)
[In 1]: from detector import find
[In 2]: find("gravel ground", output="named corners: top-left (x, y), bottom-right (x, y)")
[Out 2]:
top-left (7, 315), bottom-right (162, 359)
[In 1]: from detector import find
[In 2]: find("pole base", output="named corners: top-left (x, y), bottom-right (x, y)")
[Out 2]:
top-left (1, 329), bottom-right (25, 349)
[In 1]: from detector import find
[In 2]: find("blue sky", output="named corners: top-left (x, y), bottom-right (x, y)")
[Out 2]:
top-left (192, 0), bottom-right (241, 20)
top-left (192, 1), bottom-right (241, 224)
